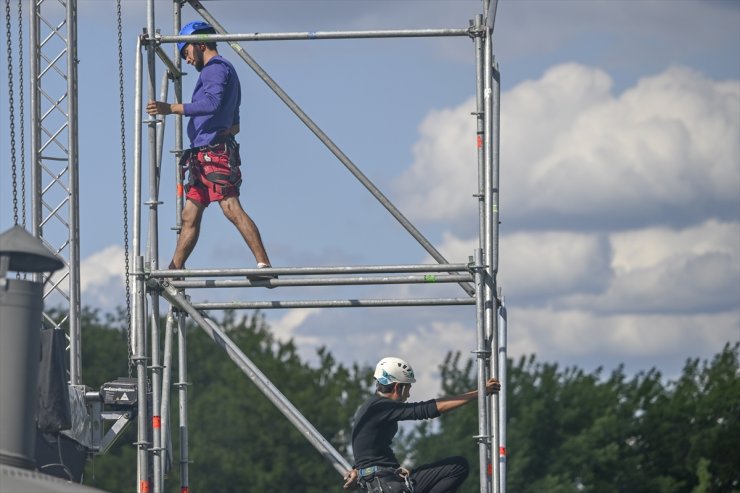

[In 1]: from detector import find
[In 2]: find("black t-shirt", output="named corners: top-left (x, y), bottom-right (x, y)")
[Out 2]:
top-left (351, 394), bottom-right (440, 469)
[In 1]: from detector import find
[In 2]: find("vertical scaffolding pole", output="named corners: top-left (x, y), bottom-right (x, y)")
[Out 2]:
top-left (147, 48), bottom-right (165, 493)
top-left (29, 0), bottom-right (40, 271)
top-left (131, 33), bottom-right (147, 492)
top-left (498, 302), bottom-right (507, 493)
top-left (173, 2), bottom-right (185, 231)
top-left (474, 14), bottom-right (486, 263)
top-left (176, 311), bottom-right (190, 492)
top-left (134, 256), bottom-right (150, 493)
top-left (473, 15), bottom-right (492, 493)
top-left (172, 2), bottom-right (189, 486)
top-left (483, 0), bottom-right (501, 491)
top-left (145, 2), bottom-right (162, 489)
top-left (67, 0), bottom-right (81, 385)
top-left (132, 32), bottom-right (144, 372)
top-left (473, 248), bottom-right (491, 493)
top-left (488, 57), bottom-right (503, 493)
top-left (150, 297), bottom-right (162, 493)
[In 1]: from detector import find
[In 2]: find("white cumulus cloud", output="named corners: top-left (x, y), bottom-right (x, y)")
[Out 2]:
top-left (396, 64), bottom-right (740, 231)
top-left (80, 245), bottom-right (127, 308)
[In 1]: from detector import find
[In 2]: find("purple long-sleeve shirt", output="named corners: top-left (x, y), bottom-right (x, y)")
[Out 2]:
top-left (183, 55), bottom-right (241, 148)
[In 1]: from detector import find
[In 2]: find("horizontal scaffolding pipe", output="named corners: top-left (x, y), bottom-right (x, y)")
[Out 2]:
top-left (168, 273), bottom-right (473, 289)
top-left (156, 27), bottom-right (473, 44)
top-left (191, 298), bottom-right (476, 311)
top-left (150, 263), bottom-right (472, 278)
top-left (160, 286), bottom-right (352, 476)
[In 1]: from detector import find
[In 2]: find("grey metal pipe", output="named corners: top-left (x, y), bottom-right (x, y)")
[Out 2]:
top-left (191, 298), bottom-right (475, 311)
top-left (131, 34), bottom-right (144, 380)
top-left (171, 2), bottom-right (186, 482)
top-left (484, 21), bottom-right (501, 493)
top-left (173, 7), bottom-right (184, 231)
top-left (146, 28), bottom-right (160, 273)
top-left (150, 263), bottom-right (471, 278)
top-left (169, 273), bottom-right (473, 289)
top-left (29, 0), bottom-right (40, 271)
top-left (159, 309), bottom-right (175, 490)
top-left (160, 286), bottom-right (352, 476)
top-left (159, 27), bottom-right (471, 44)
top-left (485, 0), bottom-right (500, 31)
top-left (176, 311), bottom-right (190, 493)
top-left (474, 14), bottom-right (486, 272)
top-left (149, 291), bottom-right (162, 493)
top-left (67, 0), bottom-right (81, 385)
top-left (144, 22), bottom-right (165, 492)
top-left (473, 249), bottom-right (490, 493)
top-left (474, 15), bottom-right (492, 493)
top-left (497, 302), bottom-right (507, 493)
top-left (187, 0), bottom-right (474, 297)
top-left (133, 256), bottom-right (149, 493)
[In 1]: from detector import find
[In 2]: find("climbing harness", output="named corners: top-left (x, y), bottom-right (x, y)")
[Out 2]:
top-left (116, 0), bottom-right (133, 377)
top-left (357, 466), bottom-right (414, 493)
top-left (180, 136), bottom-right (242, 195)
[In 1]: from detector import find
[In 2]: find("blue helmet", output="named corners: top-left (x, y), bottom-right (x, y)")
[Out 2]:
top-left (178, 21), bottom-right (216, 59)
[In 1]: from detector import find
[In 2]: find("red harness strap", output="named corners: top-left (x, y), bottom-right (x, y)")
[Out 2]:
top-left (180, 138), bottom-right (242, 194)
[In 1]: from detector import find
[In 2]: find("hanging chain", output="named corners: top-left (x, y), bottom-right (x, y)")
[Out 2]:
top-left (117, 0), bottom-right (133, 378)
top-left (17, 0), bottom-right (25, 228)
top-left (6, 0), bottom-right (19, 226)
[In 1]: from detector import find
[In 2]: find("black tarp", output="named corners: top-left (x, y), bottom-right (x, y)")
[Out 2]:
top-left (37, 328), bottom-right (71, 434)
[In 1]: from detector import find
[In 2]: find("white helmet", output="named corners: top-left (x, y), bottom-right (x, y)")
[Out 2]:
top-left (374, 357), bottom-right (416, 385)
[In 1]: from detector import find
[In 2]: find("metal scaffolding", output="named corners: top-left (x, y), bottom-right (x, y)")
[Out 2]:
top-left (127, 1), bottom-right (506, 492)
top-left (126, 0), bottom-right (505, 492)
top-left (17, 0), bottom-right (505, 491)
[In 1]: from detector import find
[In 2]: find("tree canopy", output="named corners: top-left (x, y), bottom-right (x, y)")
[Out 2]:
top-left (81, 309), bottom-right (371, 493)
top-left (77, 308), bottom-right (739, 493)
top-left (409, 345), bottom-right (739, 493)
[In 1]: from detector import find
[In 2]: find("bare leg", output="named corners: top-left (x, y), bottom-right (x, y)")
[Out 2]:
top-left (169, 199), bottom-right (205, 269)
top-left (219, 196), bottom-right (271, 266)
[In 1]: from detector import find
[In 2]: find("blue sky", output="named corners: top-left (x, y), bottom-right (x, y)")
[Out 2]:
top-left (2, 0), bottom-right (739, 399)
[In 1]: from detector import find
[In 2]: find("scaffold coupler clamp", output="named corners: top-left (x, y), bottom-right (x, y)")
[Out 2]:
top-left (467, 23), bottom-right (486, 39)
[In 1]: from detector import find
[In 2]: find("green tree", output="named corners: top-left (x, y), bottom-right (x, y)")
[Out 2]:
top-left (638, 343), bottom-right (740, 493)
top-left (80, 309), bottom-right (370, 493)
top-left (409, 344), bottom-right (739, 493)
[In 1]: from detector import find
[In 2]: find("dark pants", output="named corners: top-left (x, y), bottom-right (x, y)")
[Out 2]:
top-left (410, 456), bottom-right (469, 493)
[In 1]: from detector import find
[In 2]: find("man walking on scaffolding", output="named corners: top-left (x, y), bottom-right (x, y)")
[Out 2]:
top-left (147, 21), bottom-right (272, 274)
top-left (344, 357), bottom-right (501, 492)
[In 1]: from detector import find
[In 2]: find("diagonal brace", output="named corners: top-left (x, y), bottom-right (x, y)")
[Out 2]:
top-left (160, 284), bottom-right (352, 476)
